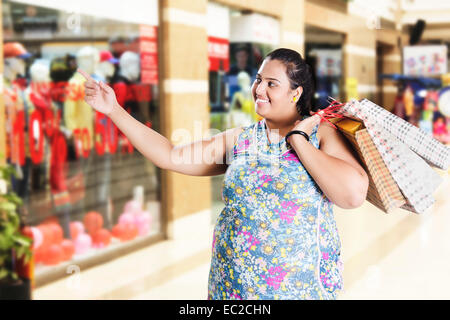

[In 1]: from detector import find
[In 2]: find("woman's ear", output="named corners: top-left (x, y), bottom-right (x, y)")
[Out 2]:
top-left (295, 86), bottom-right (303, 100)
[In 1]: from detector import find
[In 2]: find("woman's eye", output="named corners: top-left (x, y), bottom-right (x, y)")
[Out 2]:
top-left (255, 78), bottom-right (262, 83)
top-left (268, 82), bottom-right (275, 87)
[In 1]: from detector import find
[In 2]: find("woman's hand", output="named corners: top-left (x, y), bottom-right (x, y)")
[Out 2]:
top-left (292, 113), bottom-right (321, 136)
top-left (78, 68), bottom-right (118, 116)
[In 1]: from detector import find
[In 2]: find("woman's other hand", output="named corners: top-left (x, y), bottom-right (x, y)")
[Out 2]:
top-left (78, 68), bottom-right (118, 116)
top-left (292, 113), bottom-right (321, 136)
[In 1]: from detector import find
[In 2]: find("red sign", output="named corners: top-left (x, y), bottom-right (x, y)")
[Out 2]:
top-left (140, 25), bottom-right (158, 85)
top-left (208, 36), bottom-right (229, 72)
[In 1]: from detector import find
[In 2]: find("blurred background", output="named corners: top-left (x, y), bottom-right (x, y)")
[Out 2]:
top-left (0, 0), bottom-right (449, 300)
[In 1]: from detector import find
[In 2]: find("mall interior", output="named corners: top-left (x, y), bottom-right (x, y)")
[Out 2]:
top-left (0, 0), bottom-right (450, 300)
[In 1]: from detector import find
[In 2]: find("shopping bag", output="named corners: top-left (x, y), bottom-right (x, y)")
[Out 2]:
top-left (337, 99), bottom-right (443, 214)
top-left (343, 99), bottom-right (450, 170)
top-left (335, 118), bottom-right (406, 213)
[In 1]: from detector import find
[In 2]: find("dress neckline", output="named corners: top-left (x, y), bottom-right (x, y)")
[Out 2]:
top-left (258, 118), bottom-right (319, 154)
top-left (261, 119), bottom-right (286, 147)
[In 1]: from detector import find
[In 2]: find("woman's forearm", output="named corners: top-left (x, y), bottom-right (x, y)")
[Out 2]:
top-left (108, 101), bottom-right (174, 170)
top-left (289, 135), bottom-right (368, 209)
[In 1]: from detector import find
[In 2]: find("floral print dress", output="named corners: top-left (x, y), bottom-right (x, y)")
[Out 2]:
top-left (208, 119), bottom-right (344, 300)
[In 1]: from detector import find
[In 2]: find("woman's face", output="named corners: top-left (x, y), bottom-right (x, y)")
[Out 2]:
top-left (251, 58), bottom-right (301, 124)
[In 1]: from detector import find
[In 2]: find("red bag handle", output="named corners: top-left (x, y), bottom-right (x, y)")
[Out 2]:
top-left (311, 97), bottom-right (346, 129)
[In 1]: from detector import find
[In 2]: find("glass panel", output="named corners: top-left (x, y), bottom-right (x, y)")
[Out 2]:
top-left (2, 0), bottom-right (162, 274)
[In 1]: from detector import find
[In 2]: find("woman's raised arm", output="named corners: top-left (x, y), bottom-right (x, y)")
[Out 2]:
top-left (79, 69), bottom-right (241, 176)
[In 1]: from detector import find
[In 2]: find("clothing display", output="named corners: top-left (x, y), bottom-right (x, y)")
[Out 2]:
top-left (208, 120), bottom-right (343, 300)
top-left (63, 72), bottom-right (94, 149)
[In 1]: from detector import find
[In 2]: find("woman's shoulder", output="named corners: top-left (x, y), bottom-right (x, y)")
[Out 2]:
top-left (317, 121), bottom-right (339, 145)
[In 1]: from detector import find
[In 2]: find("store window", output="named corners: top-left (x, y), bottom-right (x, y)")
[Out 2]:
top-left (397, 44), bottom-right (449, 144)
top-left (2, 0), bottom-right (161, 281)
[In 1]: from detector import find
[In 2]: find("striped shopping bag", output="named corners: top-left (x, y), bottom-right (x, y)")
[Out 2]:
top-left (335, 118), bottom-right (406, 213)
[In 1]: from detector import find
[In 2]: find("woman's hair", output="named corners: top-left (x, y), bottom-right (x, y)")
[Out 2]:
top-left (265, 48), bottom-right (315, 116)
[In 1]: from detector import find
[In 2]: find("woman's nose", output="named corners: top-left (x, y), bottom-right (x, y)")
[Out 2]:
top-left (255, 82), bottom-right (266, 96)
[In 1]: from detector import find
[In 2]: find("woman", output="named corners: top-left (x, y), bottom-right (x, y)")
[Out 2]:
top-left (79, 48), bottom-right (369, 300)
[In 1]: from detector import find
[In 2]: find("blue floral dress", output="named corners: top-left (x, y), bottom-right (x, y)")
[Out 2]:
top-left (208, 119), bottom-right (344, 300)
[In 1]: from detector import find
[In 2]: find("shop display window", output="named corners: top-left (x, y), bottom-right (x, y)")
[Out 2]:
top-left (2, 0), bottom-right (161, 280)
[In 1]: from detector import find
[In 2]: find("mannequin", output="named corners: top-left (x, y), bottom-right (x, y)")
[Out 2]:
top-left (3, 42), bottom-right (31, 200)
top-left (25, 60), bottom-right (52, 125)
top-left (24, 60), bottom-right (53, 177)
top-left (109, 35), bottom-right (127, 59)
top-left (126, 35), bottom-right (140, 53)
top-left (94, 50), bottom-right (118, 83)
top-left (110, 51), bottom-right (142, 155)
top-left (4, 57), bottom-right (26, 83)
top-left (229, 71), bottom-right (260, 127)
top-left (119, 51), bottom-right (140, 82)
top-left (64, 46), bottom-right (99, 151)
top-left (112, 51), bottom-right (141, 121)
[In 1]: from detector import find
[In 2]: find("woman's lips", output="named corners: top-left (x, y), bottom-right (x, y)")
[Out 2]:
top-left (256, 98), bottom-right (270, 105)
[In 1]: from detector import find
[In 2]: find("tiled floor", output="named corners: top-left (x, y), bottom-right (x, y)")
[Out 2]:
top-left (34, 172), bottom-right (450, 300)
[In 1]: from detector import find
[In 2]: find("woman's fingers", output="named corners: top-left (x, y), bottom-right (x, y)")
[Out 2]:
top-left (307, 114), bottom-right (321, 127)
top-left (84, 80), bottom-right (99, 89)
top-left (85, 88), bottom-right (97, 96)
top-left (99, 81), bottom-right (111, 94)
top-left (98, 81), bottom-right (107, 93)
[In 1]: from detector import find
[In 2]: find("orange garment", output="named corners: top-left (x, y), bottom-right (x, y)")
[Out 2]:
top-left (403, 86), bottom-right (414, 117)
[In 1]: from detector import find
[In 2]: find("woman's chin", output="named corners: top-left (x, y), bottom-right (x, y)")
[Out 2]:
top-left (255, 104), bottom-right (270, 116)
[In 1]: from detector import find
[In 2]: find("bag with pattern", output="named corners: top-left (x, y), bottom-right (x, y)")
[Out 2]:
top-left (334, 118), bottom-right (406, 213)
top-left (335, 99), bottom-right (446, 214)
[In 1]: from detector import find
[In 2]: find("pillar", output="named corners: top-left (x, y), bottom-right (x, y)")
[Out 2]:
top-left (159, 0), bottom-right (211, 240)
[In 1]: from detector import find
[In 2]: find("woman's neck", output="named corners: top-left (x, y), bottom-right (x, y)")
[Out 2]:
top-left (264, 118), bottom-right (297, 143)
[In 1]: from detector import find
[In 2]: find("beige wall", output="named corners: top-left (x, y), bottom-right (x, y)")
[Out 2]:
top-left (423, 24), bottom-right (450, 41)
top-left (378, 43), bottom-right (402, 111)
top-left (215, 0), bottom-right (286, 18)
top-left (280, 0), bottom-right (305, 54)
top-left (159, 0), bottom-right (211, 239)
